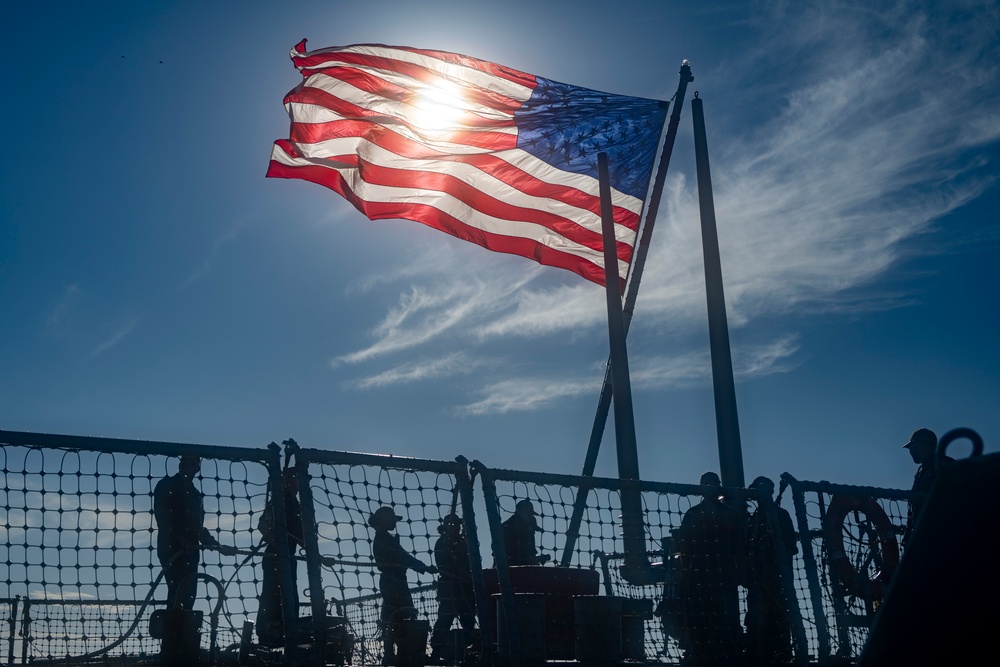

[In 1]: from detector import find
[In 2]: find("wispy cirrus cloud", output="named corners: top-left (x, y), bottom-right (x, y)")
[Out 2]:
top-left (334, 1), bottom-right (999, 413)
top-left (332, 258), bottom-right (544, 366)
top-left (703, 16), bottom-right (997, 311)
top-left (90, 319), bottom-right (137, 358)
top-left (178, 221), bottom-right (247, 290)
top-left (457, 376), bottom-right (598, 416)
top-left (332, 282), bottom-right (487, 366)
top-left (472, 283), bottom-right (605, 340)
top-left (43, 284), bottom-right (83, 337)
top-left (345, 244), bottom-right (461, 295)
top-left (350, 352), bottom-right (490, 389)
top-left (453, 336), bottom-right (801, 415)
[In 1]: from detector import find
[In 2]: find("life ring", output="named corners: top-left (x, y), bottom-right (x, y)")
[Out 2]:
top-left (823, 495), bottom-right (900, 600)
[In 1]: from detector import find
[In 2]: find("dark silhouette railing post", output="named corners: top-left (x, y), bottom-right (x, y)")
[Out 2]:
top-left (292, 444), bottom-right (328, 667)
top-left (265, 441), bottom-right (299, 663)
top-left (782, 473), bottom-right (830, 660)
top-left (472, 461), bottom-right (523, 667)
top-left (454, 456), bottom-right (493, 661)
top-left (7, 596), bottom-right (19, 665)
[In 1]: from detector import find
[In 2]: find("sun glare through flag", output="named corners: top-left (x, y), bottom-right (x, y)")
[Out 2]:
top-left (267, 41), bottom-right (668, 286)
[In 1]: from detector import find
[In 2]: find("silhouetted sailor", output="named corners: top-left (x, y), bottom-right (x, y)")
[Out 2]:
top-left (745, 476), bottom-right (798, 665)
top-left (430, 514), bottom-right (477, 663)
top-left (902, 428), bottom-right (952, 547)
top-left (501, 500), bottom-right (551, 566)
top-left (370, 505), bottom-right (435, 665)
top-left (676, 472), bottom-right (745, 666)
top-left (153, 455), bottom-right (235, 611)
top-left (256, 467), bottom-right (304, 647)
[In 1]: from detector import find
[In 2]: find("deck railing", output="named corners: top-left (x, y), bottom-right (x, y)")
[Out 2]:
top-left (0, 428), bottom-right (927, 665)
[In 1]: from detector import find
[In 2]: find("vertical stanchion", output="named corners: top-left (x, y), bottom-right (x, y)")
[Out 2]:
top-left (455, 456), bottom-right (493, 661)
top-left (293, 445), bottom-right (328, 667)
top-left (818, 492), bottom-right (852, 657)
top-left (265, 442), bottom-right (299, 663)
top-left (783, 473), bottom-right (830, 660)
top-left (691, 92), bottom-right (745, 489)
top-left (473, 461), bottom-right (522, 667)
top-left (19, 599), bottom-right (30, 665)
top-left (7, 596), bottom-right (19, 666)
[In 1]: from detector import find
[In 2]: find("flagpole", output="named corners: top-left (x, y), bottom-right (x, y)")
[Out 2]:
top-left (691, 91), bottom-right (745, 489)
top-left (561, 61), bottom-right (694, 568)
top-left (597, 151), bottom-right (650, 580)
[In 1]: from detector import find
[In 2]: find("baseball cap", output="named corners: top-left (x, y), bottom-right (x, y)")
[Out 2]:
top-left (368, 505), bottom-right (402, 528)
top-left (903, 428), bottom-right (937, 449)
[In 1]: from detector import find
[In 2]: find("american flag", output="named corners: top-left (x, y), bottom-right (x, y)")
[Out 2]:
top-left (267, 41), bottom-right (667, 286)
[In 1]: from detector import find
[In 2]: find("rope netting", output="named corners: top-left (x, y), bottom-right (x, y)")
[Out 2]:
top-left (0, 431), bottom-right (921, 667)
top-left (481, 470), bottom-right (771, 664)
top-left (1, 597), bottom-right (18, 664)
top-left (0, 440), bottom-right (273, 664)
top-left (784, 477), bottom-right (912, 662)
top-left (294, 449), bottom-right (477, 666)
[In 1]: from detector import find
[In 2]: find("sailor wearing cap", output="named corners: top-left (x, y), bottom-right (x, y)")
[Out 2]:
top-left (902, 428), bottom-right (951, 546)
top-left (369, 505), bottom-right (436, 663)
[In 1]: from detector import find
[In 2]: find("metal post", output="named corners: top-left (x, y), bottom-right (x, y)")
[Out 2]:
top-left (8, 596), bottom-right (19, 665)
top-left (691, 92), bottom-right (745, 489)
top-left (818, 492), bottom-right (852, 658)
top-left (563, 61), bottom-right (695, 567)
top-left (455, 456), bottom-right (493, 661)
top-left (782, 473), bottom-right (830, 660)
top-left (293, 445), bottom-right (328, 667)
top-left (266, 441), bottom-right (299, 663)
top-left (598, 152), bottom-right (650, 580)
top-left (19, 598), bottom-right (30, 665)
top-left (473, 461), bottom-right (522, 667)
top-left (596, 552), bottom-right (616, 596)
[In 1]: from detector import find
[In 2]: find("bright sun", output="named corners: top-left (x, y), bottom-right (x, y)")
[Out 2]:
top-left (408, 79), bottom-right (468, 132)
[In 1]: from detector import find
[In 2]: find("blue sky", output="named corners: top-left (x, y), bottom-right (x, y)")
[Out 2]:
top-left (2, 0), bottom-right (998, 493)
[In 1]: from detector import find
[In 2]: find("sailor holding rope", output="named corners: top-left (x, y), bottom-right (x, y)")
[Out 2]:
top-left (153, 455), bottom-right (236, 611)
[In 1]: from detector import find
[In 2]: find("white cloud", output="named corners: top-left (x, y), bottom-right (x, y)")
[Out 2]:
top-left (654, 3), bottom-right (998, 327)
top-left (89, 319), bottom-right (137, 358)
top-left (455, 337), bottom-right (801, 415)
top-left (332, 282), bottom-right (483, 365)
top-left (351, 352), bottom-right (488, 389)
top-left (345, 244), bottom-right (459, 295)
top-left (332, 253), bottom-right (544, 366)
top-left (472, 283), bottom-right (605, 340)
top-left (457, 376), bottom-right (598, 415)
top-left (734, 336), bottom-right (802, 379)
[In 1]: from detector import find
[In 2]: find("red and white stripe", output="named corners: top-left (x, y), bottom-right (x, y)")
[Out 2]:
top-left (267, 42), bottom-right (643, 286)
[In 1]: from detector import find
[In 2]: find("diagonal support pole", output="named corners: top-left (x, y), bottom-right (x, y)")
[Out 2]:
top-left (597, 151), bottom-right (650, 579)
top-left (561, 61), bottom-right (694, 568)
